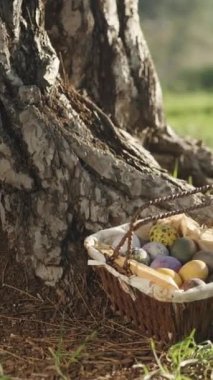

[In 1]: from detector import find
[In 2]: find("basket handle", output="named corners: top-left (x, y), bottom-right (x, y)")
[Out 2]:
top-left (112, 184), bottom-right (213, 266)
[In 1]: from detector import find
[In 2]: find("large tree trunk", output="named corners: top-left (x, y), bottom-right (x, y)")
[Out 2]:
top-left (45, 0), bottom-right (165, 132)
top-left (0, 0), bottom-right (212, 302)
top-left (46, 0), bottom-right (213, 186)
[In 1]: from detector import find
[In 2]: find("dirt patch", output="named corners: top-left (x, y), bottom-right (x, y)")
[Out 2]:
top-left (0, 313), bottom-right (157, 380)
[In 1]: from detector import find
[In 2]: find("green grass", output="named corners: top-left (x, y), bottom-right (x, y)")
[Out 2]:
top-left (0, 365), bottom-right (11, 380)
top-left (42, 327), bottom-right (213, 380)
top-left (49, 329), bottom-right (97, 380)
top-left (164, 91), bottom-right (213, 148)
top-left (139, 330), bottom-right (213, 379)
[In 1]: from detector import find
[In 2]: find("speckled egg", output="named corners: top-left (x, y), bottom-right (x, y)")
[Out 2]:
top-left (131, 248), bottom-right (151, 265)
top-left (179, 260), bottom-right (209, 282)
top-left (170, 238), bottom-right (197, 263)
top-left (150, 256), bottom-right (182, 272)
top-left (142, 242), bottom-right (169, 260)
top-left (181, 278), bottom-right (206, 291)
top-left (156, 268), bottom-right (182, 287)
top-left (112, 233), bottom-right (141, 255)
top-left (149, 223), bottom-right (179, 247)
top-left (193, 250), bottom-right (213, 273)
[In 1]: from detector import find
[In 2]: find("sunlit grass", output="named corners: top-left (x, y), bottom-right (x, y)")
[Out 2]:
top-left (164, 91), bottom-right (213, 148)
top-left (138, 330), bottom-right (213, 379)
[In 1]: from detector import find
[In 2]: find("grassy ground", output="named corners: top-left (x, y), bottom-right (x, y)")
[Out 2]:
top-left (0, 250), bottom-right (212, 380)
top-left (164, 91), bottom-right (213, 148)
top-left (0, 286), bottom-right (212, 380)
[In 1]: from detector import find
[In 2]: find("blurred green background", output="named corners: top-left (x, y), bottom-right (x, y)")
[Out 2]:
top-left (139, 0), bottom-right (213, 147)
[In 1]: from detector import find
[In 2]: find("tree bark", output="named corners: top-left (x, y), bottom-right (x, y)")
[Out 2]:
top-left (0, 0), bottom-right (212, 301)
top-left (46, 0), bottom-right (213, 186)
top-left (45, 0), bottom-right (165, 132)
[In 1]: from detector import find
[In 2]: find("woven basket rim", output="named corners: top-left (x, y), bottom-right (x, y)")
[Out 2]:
top-left (85, 215), bottom-right (213, 304)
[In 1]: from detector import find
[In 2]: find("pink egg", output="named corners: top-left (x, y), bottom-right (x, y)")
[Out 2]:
top-left (181, 278), bottom-right (206, 291)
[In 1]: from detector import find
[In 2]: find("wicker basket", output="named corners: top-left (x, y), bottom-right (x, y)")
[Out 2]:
top-left (85, 186), bottom-right (213, 343)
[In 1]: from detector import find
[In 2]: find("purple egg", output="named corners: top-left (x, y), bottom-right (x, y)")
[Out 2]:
top-left (142, 242), bottom-right (169, 260)
top-left (150, 256), bottom-right (182, 272)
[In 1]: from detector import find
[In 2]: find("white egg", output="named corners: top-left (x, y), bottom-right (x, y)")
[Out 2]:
top-left (112, 233), bottom-right (141, 255)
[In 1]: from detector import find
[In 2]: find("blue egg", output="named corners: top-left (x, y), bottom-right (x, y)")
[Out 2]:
top-left (142, 242), bottom-right (169, 260)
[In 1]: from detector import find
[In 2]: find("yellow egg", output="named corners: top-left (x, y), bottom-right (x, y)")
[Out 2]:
top-left (179, 260), bottom-right (209, 282)
top-left (156, 268), bottom-right (182, 287)
top-left (149, 223), bottom-right (179, 247)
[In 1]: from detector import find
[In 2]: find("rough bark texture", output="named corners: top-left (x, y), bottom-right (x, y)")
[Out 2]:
top-left (45, 0), bottom-right (165, 132)
top-left (0, 0), bottom-right (212, 299)
top-left (46, 0), bottom-right (213, 186)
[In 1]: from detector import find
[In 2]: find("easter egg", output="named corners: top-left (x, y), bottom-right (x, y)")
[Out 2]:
top-left (170, 238), bottom-right (197, 263)
top-left (149, 223), bottom-right (179, 247)
top-left (156, 268), bottom-right (182, 287)
top-left (112, 233), bottom-right (141, 255)
top-left (193, 250), bottom-right (213, 273)
top-left (150, 256), bottom-right (182, 272)
top-left (142, 242), bottom-right (169, 260)
top-left (181, 278), bottom-right (206, 291)
top-left (179, 260), bottom-right (209, 282)
top-left (131, 248), bottom-right (151, 265)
